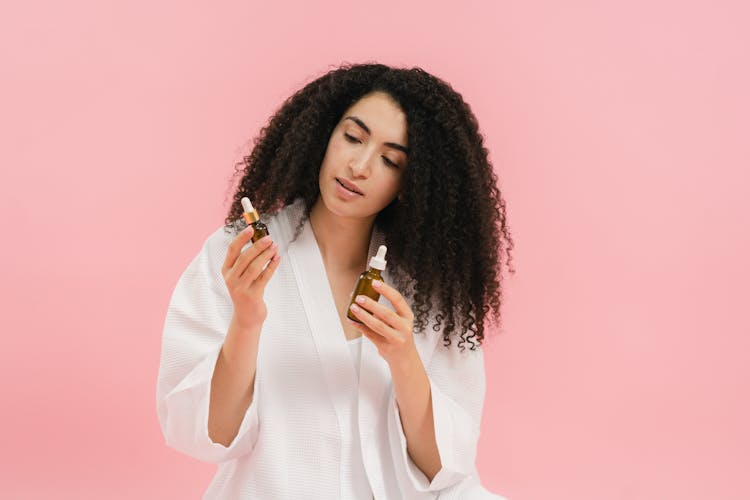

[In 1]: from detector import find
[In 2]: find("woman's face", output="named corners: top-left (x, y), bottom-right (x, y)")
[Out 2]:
top-left (318, 91), bottom-right (409, 219)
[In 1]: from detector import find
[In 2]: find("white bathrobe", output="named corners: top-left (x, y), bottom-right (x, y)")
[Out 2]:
top-left (156, 198), bottom-right (506, 499)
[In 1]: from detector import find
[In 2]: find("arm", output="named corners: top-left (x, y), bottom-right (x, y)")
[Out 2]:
top-left (387, 340), bottom-right (486, 493)
top-left (389, 350), bottom-right (441, 481)
top-left (208, 316), bottom-right (261, 446)
top-left (156, 229), bottom-right (261, 463)
top-left (347, 280), bottom-right (486, 493)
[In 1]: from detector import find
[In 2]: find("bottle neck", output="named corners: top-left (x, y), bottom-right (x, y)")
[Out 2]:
top-left (243, 210), bottom-right (260, 224)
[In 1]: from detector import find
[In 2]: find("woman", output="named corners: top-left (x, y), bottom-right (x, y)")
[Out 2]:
top-left (157, 62), bottom-right (515, 499)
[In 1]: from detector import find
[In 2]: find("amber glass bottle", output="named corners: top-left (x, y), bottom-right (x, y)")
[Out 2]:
top-left (347, 245), bottom-right (388, 324)
top-left (241, 197), bottom-right (269, 243)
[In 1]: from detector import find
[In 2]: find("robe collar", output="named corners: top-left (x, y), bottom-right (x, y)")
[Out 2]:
top-left (283, 199), bottom-right (439, 441)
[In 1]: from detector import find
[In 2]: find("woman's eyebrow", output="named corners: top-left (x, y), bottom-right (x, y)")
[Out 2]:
top-left (344, 116), bottom-right (410, 155)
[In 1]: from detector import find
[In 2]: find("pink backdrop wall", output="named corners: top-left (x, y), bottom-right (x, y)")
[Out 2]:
top-left (2, 1), bottom-right (748, 498)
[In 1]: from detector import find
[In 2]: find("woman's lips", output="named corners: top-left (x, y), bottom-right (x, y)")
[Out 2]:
top-left (336, 177), bottom-right (363, 195)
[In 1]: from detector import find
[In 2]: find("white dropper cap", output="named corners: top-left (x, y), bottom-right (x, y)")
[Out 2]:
top-left (369, 245), bottom-right (387, 270)
top-left (241, 197), bottom-right (254, 213)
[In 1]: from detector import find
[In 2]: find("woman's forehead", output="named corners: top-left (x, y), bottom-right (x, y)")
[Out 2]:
top-left (341, 92), bottom-right (408, 144)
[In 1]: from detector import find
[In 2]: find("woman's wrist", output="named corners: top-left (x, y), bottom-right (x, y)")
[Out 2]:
top-left (222, 315), bottom-right (262, 370)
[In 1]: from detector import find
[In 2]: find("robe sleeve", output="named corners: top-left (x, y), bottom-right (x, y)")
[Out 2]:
top-left (156, 228), bottom-right (260, 463)
top-left (387, 338), bottom-right (486, 493)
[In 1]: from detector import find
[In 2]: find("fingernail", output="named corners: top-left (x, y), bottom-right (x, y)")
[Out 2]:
top-left (372, 280), bottom-right (382, 288)
top-left (355, 295), bottom-right (365, 304)
top-left (350, 303), bottom-right (360, 312)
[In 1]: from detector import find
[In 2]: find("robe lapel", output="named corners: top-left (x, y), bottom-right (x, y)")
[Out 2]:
top-left (286, 215), bottom-right (360, 431)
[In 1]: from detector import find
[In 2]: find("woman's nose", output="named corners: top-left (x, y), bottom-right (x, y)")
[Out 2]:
top-left (349, 153), bottom-right (372, 177)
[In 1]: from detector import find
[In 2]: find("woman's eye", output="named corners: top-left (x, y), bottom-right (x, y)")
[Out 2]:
top-left (382, 157), bottom-right (399, 169)
top-left (344, 132), bottom-right (398, 169)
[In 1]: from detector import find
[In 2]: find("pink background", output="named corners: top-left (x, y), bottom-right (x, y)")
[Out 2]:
top-left (2, 1), bottom-right (748, 499)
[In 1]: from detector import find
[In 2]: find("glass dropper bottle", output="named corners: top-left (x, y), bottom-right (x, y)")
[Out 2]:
top-left (241, 197), bottom-right (269, 243)
top-left (347, 245), bottom-right (387, 324)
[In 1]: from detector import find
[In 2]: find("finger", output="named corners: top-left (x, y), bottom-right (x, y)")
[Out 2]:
top-left (228, 235), bottom-right (273, 280)
top-left (349, 303), bottom-right (393, 339)
top-left (222, 226), bottom-right (254, 275)
top-left (345, 316), bottom-right (376, 339)
top-left (240, 241), bottom-right (278, 286)
top-left (372, 280), bottom-right (414, 321)
top-left (354, 295), bottom-right (402, 330)
top-left (253, 251), bottom-right (281, 289)
top-left (357, 324), bottom-right (383, 348)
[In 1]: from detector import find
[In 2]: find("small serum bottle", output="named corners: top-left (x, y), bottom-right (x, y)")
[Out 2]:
top-left (241, 197), bottom-right (270, 243)
top-left (347, 245), bottom-right (388, 324)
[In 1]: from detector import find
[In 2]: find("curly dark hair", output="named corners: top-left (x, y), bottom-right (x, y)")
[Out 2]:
top-left (223, 62), bottom-right (516, 350)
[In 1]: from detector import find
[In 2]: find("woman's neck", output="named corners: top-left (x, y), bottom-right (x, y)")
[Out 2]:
top-left (309, 198), bottom-right (374, 272)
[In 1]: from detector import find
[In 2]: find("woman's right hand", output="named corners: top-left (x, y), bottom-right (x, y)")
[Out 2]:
top-left (221, 226), bottom-right (281, 330)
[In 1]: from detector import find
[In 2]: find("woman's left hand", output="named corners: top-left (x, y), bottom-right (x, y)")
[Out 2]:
top-left (347, 279), bottom-right (417, 368)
